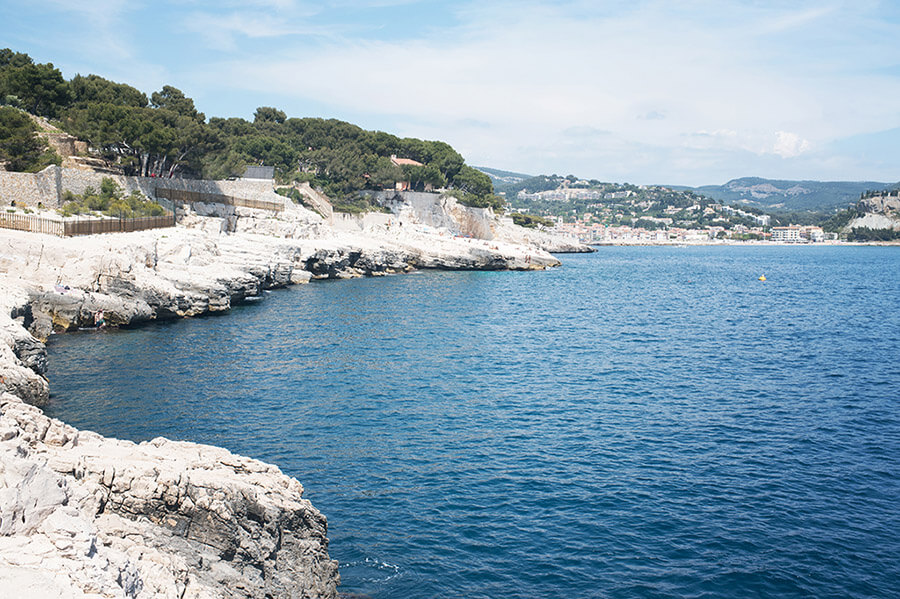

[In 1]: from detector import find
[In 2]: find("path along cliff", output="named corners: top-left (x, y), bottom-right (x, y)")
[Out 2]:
top-left (0, 190), bottom-right (591, 597)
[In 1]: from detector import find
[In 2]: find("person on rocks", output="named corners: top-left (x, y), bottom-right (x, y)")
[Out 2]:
top-left (94, 310), bottom-right (106, 329)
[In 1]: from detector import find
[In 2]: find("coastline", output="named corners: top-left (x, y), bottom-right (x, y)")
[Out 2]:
top-left (0, 193), bottom-right (590, 597)
top-left (588, 239), bottom-right (899, 247)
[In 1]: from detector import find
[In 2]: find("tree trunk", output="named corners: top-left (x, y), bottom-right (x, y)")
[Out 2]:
top-left (168, 149), bottom-right (189, 178)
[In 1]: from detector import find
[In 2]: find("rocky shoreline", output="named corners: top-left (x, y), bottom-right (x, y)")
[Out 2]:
top-left (0, 193), bottom-right (590, 597)
top-left (0, 391), bottom-right (339, 598)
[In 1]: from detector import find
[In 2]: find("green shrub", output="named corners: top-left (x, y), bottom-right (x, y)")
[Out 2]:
top-left (510, 212), bottom-right (555, 229)
top-left (331, 195), bottom-right (388, 214)
top-left (59, 177), bottom-right (167, 218)
top-left (452, 191), bottom-right (506, 213)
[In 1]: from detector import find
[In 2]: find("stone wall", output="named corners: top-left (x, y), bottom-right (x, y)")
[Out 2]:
top-left (0, 169), bottom-right (59, 208)
top-left (296, 182), bottom-right (334, 219)
top-left (0, 166), bottom-right (276, 209)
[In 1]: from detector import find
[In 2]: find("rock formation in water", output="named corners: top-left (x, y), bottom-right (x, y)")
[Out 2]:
top-left (2, 191), bottom-right (587, 343)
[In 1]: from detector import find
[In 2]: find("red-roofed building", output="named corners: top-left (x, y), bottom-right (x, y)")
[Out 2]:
top-left (390, 154), bottom-right (430, 191)
top-left (390, 155), bottom-right (424, 168)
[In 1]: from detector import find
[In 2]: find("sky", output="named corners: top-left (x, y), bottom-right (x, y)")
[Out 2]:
top-left (2, 0), bottom-right (899, 185)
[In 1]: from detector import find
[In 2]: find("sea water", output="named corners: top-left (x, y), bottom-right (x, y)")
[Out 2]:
top-left (45, 246), bottom-right (900, 598)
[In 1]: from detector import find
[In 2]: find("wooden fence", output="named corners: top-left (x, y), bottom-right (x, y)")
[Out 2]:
top-left (63, 213), bottom-right (175, 236)
top-left (0, 211), bottom-right (175, 237)
top-left (155, 188), bottom-right (284, 212)
top-left (0, 212), bottom-right (64, 236)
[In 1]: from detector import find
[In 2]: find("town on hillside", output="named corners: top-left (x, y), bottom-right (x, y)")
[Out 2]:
top-left (492, 173), bottom-right (899, 244)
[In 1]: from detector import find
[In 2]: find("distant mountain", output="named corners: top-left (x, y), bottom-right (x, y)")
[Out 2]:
top-left (670, 177), bottom-right (895, 212)
top-left (474, 166), bottom-right (533, 194)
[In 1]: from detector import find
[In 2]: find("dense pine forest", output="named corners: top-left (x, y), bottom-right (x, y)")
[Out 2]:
top-left (0, 48), bottom-right (499, 208)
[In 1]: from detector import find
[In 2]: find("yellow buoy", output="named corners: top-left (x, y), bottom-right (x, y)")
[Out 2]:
top-left (758, 275), bottom-right (766, 281)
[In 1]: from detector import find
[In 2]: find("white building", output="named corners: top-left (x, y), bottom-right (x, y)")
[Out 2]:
top-left (771, 226), bottom-right (802, 243)
top-left (800, 226), bottom-right (825, 242)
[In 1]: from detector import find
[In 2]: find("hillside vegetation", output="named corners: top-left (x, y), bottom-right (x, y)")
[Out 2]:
top-left (0, 105), bottom-right (61, 172)
top-left (0, 48), bottom-right (500, 210)
top-left (505, 174), bottom-right (770, 230)
top-left (499, 172), bottom-right (900, 233)
top-left (674, 177), bottom-right (894, 212)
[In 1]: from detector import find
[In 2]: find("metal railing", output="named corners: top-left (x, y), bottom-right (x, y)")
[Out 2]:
top-left (155, 188), bottom-right (284, 212)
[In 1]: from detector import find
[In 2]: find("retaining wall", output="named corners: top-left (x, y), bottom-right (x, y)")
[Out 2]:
top-left (0, 169), bottom-right (60, 208)
top-left (0, 167), bottom-right (277, 209)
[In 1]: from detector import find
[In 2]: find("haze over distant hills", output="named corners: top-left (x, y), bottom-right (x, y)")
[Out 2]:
top-left (476, 167), bottom-right (896, 214)
top-left (669, 178), bottom-right (895, 213)
top-left (474, 166), bottom-right (532, 188)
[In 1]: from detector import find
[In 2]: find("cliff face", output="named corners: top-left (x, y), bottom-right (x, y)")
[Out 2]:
top-left (859, 193), bottom-right (900, 217)
top-left (847, 193), bottom-right (900, 232)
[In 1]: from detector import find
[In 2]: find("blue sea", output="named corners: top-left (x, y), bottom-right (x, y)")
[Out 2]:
top-left (45, 246), bottom-right (900, 599)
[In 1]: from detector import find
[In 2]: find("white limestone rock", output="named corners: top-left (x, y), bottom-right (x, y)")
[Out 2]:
top-left (845, 212), bottom-right (900, 232)
top-left (0, 392), bottom-right (340, 598)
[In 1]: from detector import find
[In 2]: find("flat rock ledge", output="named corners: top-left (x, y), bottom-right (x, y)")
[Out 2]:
top-left (0, 391), bottom-right (339, 598)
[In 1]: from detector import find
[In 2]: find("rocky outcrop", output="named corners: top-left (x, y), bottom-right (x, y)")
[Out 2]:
top-left (0, 392), bottom-right (339, 598)
top-left (1, 191), bottom-right (567, 342)
top-left (859, 192), bottom-right (900, 217)
top-left (302, 246), bottom-right (414, 279)
top-left (845, 212), bottom-right (900, 232)
top-left (370, 190), bottom-right (594, 254)
top-left (492, 222), bottom-right (594, 254)
top-left (0, 286), bottom-right (50, 406)
top-left (848, 193), bottom-right (900, 232)
top-left (0, 340), bottom-right (49, 407)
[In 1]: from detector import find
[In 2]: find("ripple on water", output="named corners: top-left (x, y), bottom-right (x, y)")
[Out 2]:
top-left (44, 247), bottom-right (900, 599)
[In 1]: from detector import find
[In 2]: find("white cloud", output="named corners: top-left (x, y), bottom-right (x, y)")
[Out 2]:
top-left (36, 0), bottom-right (135, 59)
top-left (756, 5), bottom-right (838, 34)
top-left (173, 0), bottom-right (900, 182)
top-left (772, 131), bottom-right (812, 158)
top-left (42, 0), bottom-right (130, 24)
top-left (183, 13), bottom-right (308, 50)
